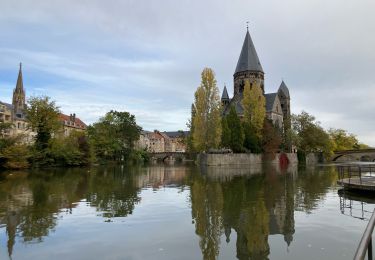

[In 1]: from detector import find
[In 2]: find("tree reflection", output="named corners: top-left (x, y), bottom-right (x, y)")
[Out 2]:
top-left (191, 164), bottom-right (297, 260)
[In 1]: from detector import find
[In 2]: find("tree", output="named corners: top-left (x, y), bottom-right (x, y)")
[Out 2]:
top-left (186, 104), bottom-right (196, 152)
top-left (226, 106), bottom-right (244, 152)
top-left (292, 111), bottom-right (334, 158)
top-left (192, 68), bottom-right (222, 152)
top-left (221, 116), bottom-right (231, 148)
top-left (26, 96), bottom-right (61, 151)
top-left (262, 119), bottom-right (282, 154)
top-left (328, 128), bottom-right (362, 151)
top-left (243, 121), bottom-right (262, 153)
top-left (242, 80), bottom-right (266, 139)
top-left (88, 110), bottom-right (141, 161)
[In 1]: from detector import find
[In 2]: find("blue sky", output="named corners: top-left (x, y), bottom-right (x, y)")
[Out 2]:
top-left (1, 0), bottom-right (375, 145)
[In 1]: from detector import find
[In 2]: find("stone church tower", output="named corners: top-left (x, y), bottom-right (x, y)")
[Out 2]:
top-left (233, 28), bottom-right (265, 95)
top-left (12, 63), bottom-right (26, 119)
top-left (221, 28), bottom-right (291, 131)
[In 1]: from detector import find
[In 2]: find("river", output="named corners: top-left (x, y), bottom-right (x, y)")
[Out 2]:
top-left (0, 163), bottom-right (373, 260)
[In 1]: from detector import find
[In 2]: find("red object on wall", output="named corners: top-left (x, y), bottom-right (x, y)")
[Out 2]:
top-left (279, 153), bottom-right (289, 169)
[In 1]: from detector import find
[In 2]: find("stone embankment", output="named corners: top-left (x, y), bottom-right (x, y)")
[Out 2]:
top-left (198, 153), bottom-right (297, 166)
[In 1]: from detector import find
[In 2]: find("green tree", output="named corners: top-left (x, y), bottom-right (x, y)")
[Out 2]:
top-left (327, 128), bottom-right (365, 150)
top-left (186, 104), bottom-right (196, 152)
top-left (88, 110), bottom-right (141, 161)
top-left (49, 131), bottom-right (92, 166)
top-left (292, 111), bottom-right (334, 158)
top-left (226, 106), bottom-right (244, 152)
top-left (221, 116), bottom-right (230, 148)
top-left (243, 121), bottom-right (262, 153)
top-left (26, 96), bottom-right (61, 151)
top-left (242, 80), bottom-right (266, 139)
top-left (192, 68), bottom-right (222, 152)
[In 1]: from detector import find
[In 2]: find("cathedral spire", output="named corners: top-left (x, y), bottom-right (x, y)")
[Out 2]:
top-left (234, 29), bottom-right (263, 74)
top-left (12, 62), bottom-right (26, 117)
top-left (15, 62), bottom-right (24, 93)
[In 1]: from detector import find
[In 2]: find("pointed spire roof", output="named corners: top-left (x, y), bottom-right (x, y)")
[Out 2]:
top-left (15, 62), bottom-right (24, 93)
top-left (278, 80), bottom-right (290, 97)
top-left (235, 29), bottom-right (263, 74)
top-left (221, 85), bottom-right (229, 100)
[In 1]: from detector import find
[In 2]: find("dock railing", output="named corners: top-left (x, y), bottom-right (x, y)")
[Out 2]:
top-left (353, 210), bottom-right (375, 260)
top-left (337, 164), bottom-right (375, 185)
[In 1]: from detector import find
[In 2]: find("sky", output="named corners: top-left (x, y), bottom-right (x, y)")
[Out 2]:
top-left (0, 0), bottom-right (375, 145)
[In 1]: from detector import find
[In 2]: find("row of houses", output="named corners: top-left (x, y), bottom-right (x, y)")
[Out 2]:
top-left (0, 63), bottom-right (87, 141)
top-left (136, 130), bottom-right (188, 153)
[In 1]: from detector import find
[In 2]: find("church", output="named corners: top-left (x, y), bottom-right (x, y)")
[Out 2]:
top-left (221, 29), bottom-right (291, 130)
top-left (0, 63), bottom-right (87, 141)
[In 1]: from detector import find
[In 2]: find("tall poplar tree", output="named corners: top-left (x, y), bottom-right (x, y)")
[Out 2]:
top-left (242, 81), bottom-right (266, 139)
top-left (192, 68), bottom-right (222, 152)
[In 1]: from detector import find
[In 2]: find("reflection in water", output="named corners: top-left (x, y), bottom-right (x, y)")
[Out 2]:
top-left (191, 164), bottom-right (298, 259)
top-left (338, 189), bottom-right (375, 221)
top-left (0, 163), bottom-right (361, 260)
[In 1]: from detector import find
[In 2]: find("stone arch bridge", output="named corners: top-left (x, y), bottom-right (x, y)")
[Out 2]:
top-left (150, 152), bottom-right (189, 162)
top-left (331, 149), bottom-right (375, 162)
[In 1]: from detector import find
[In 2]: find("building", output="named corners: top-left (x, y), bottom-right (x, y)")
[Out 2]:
top-left (0, 63), bottom-right (86, 141)
top-left (221, 29), bottom-right (291, 130)
top-left (59, 113), bottom-right (87, 136)
top-left (136, 130), bottom-right (189, 153)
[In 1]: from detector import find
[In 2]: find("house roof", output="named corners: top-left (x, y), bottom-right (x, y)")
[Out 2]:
top-left (59, 113), bottom-right (87, 129)
top-left (163, 131), bottom-right (190, 138)
top-left (235, 30), bottom-right (264, 74)
top-left (278, 80), bottom-right (290, 98)
top-left (0, 101), bottom-right (13, 110)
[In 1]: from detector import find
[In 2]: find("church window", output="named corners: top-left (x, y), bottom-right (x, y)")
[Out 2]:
top-left (17, 122), bottom-right (20, 129)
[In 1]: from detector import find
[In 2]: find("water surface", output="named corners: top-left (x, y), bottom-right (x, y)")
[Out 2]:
top-left (0, 163), bottom-right (373, 260)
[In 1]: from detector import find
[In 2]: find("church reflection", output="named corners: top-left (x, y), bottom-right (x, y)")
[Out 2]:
top-left (191, 163), bottom-right (297, 260)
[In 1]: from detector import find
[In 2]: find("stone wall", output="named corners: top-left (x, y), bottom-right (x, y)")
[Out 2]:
top-left (198, 153), bottom-right (297, 166)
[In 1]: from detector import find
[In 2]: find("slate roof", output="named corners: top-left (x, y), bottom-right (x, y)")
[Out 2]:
top-left (0, 101), bottom-right (13, 110)
top-left (265, 93), bottom-right (277, 112)
top-left (278, 80), bottom-right (290, 98)
top-left (235, 30), bottom-right (263, 74)
top-left (163, 131), bottom-right (190, 138)
top-left (221, 85), bottom-right (229, 100)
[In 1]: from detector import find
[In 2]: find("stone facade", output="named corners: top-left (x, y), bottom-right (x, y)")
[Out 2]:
top-left (221, 29), bottom-right (292, 131)
top-left (59, 113), bottom-right (87, 136)
top-left (136, 130), bottom-right (188, 153)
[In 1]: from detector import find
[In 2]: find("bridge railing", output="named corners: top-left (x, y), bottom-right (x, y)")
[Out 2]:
top-left (353, 210), bottom-right (375, 260)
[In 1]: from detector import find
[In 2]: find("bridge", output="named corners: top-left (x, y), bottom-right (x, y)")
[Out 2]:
top-left (332, 149), bottom-right (375, 162)
top-left (150, 152), bottom-right (189, 162)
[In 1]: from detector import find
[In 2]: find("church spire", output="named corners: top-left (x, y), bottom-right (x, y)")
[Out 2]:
top-left (15, 62), bottom-right (24, 93)
top-left (221, 85), bottom-right (229, 100)
top-left (234, 29), bottom-right (263, 74)
top-left (12, 62), bottom-right (26, 117)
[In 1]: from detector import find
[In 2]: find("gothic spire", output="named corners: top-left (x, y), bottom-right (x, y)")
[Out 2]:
top-left (15, 62), bottom-right (24, 94)
top-left (12, 62), bottom-right (26, 116)
top-left (234, 29), bottom-right (263, 74)
top-left (221, 85), bottom-right (229, 100)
